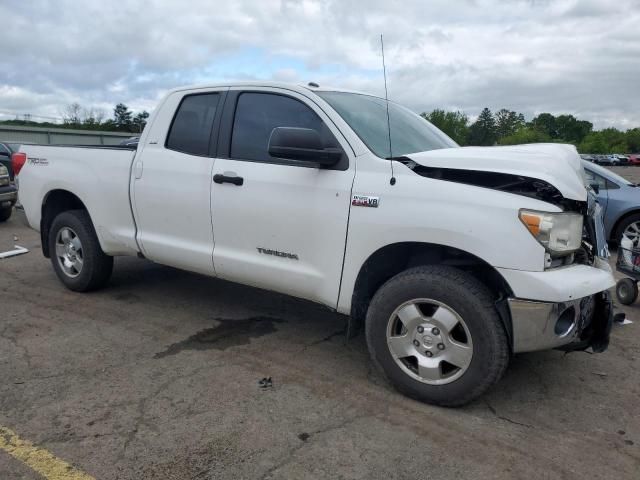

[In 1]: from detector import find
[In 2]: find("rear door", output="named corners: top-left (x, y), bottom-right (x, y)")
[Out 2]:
top-left (132, 88), bottom-right (226, 275)
top-left (210, 88), bottom-right (355, 307)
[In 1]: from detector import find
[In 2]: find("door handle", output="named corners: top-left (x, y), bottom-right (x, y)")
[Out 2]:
top-left (134, 161), bottom-right (144, 179)
top-left (213, 173), bottom-right (244, 186)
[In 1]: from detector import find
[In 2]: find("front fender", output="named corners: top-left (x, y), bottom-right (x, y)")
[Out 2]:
top-left (337, 165), bottom-right (559, 314)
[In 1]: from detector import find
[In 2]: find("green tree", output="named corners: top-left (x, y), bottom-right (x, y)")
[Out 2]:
top-left (82, 108), bottom-right (105, 129)
top-left (554, 115), bottom-right (592, 144)
top-left (113, 103), bottom-right (133, 131)
top-left (467, 108), bottom-right (497, 146)
top-left (626, 128), bottom-right (640, 152)
top-left (530, 113), bottom-right (558, 139)
top-left (598, 128), bottom-right (627, 152)
top-left (132, 111), bottom-right (150, 133)
top-left (495, 109), bottom-right (525, 140)
top-left (578, 132), bottom-right (609, 154)
top-left (421, 109), bottom-right (469, 145)
top-left (62, 103), bottom-right (82, 126)
top-left (498, 127), bottom-right (552, 146)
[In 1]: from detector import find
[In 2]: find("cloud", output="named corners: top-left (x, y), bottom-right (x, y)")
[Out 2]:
top-left (0, 0), bottom-right (638, 129)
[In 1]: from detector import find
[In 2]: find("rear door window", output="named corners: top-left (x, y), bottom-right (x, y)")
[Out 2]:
top-left (166, 93), bottom-right (220, 156)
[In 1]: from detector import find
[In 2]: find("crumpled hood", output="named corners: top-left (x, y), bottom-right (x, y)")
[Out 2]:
top-left (406, 143), bottom-right (587, 201)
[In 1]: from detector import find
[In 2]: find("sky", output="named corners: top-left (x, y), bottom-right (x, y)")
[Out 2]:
top-left (1, 0), bottom-right (639, 129)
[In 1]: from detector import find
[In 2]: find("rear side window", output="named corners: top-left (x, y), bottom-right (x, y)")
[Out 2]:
top-left (166, 93), bottom-right (220, 156)
top-left (584, 169), bottom-right (610, 190)
top-left (230, 92), bottom-right (338, 162)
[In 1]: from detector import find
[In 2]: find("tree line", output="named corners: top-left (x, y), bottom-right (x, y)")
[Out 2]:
top-left (2, 101), bottom-right (638, 153)
top-left (422, 108), bottom-right (640, 154)
top-left (0, 103), bottom-right (150, 134)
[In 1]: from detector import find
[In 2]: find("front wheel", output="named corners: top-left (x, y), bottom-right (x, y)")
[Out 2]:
top-left (365, 265), bottom-right (510, 407)
top-left (49, 210), bottom-right (113, 292)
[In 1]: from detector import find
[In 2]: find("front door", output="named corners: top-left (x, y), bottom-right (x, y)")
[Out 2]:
top-left (211, 89), bottom-right (355, 307)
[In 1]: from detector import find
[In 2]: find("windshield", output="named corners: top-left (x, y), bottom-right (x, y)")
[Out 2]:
top-left (317, 91), bottom-right (458, 158)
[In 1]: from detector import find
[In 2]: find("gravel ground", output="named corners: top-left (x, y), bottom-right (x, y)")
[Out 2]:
top-left (607, 165), bottom-right (640, 183)
top-left (1, 201), bottom-right (639, 479)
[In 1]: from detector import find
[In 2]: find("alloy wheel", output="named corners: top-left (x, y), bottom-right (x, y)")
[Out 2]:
top-left (386, 299), bottom-right (473, 385)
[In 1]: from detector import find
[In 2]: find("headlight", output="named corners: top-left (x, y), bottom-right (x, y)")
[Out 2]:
top-left (519, 209), bottom-right (583, 255)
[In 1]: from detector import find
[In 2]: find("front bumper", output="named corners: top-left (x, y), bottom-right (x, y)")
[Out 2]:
top-left (499, 259), bottom-right (615, 353)
top-left (508, 291), bottom-right (613, 353)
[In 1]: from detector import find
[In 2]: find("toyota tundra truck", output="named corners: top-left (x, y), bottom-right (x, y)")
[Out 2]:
top-left (13, 82), bottom-right (615, 406)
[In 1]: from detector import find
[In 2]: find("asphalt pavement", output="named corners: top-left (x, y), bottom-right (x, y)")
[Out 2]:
top-left (1, 205), bottom-right (639, 479)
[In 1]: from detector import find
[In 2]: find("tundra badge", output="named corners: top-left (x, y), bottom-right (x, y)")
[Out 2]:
top-left (352, 194), bottom-right (380, 208)
top-left (257, 247), bottom-right (299, 260)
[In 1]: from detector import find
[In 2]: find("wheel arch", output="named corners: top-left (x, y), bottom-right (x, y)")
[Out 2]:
top-left (349, 242), bottom-right (514, 344)
top-left (40, 189), bottom-right (90, 258)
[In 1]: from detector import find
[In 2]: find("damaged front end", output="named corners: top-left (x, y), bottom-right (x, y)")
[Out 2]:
top-left (399, 159), bottom-right (604, 266)
top-left (399, 159), bottom-right (614, 354)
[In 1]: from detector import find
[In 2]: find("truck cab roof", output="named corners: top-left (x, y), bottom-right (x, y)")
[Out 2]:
top-left (165, 81), bottom-right (381, 100)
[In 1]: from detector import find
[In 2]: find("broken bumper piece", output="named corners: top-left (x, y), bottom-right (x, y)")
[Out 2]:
top-left (508, 291), bottom-right (613, 353)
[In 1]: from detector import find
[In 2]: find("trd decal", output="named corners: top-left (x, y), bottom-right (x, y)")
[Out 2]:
top-left (352, 194), bottom-right (380, 208)
top-left (28, 157), bottom-right (49, 166)
top-left (257, 247), bottom-right (299, 260)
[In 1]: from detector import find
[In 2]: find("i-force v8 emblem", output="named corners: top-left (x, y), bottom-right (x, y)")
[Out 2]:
top-left (352, 194), bottom-right (380, 208)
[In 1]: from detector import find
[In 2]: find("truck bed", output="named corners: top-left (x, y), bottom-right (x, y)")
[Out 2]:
top-left (18, 144), bottom-right (140, 256)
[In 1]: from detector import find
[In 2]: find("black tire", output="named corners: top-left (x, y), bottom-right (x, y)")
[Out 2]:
top-left (615, 212), bottom-right (640, 245)
top-left (0, 206), bottom-right (12, 222)
top-left (616, 278), bottom-right (638, 305)
top-left (49, 210), bottom-right (113, 292)
top-left (365, 265), bottom-right (510, 407)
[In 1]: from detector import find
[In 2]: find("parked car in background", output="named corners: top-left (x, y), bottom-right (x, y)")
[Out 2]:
top-left (607, 154), bottom-right (621, 165)
top-left (627, 153), bottom-right (640, 165)
top-left (0, 164), bottom-right (17, 221)
top-left (595, 154), bottom-right (612, 165)
top-left (583, 160), bottom-right (640, 244)
top-left (119, 136), bottom-right (140, 147)
top-left (615, 154), bottom-right (629, 165)
top-left (580, 154), bottom-right (595, 162)
top-left (0, 142), bottom-right (19, 180)
top-left (0, 141), bottom-right (34, 181)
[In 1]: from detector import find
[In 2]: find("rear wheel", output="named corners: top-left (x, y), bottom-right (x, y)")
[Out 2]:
top-left (616, 278), bottom-right (638, 305)
top-left (0, 206), bottom-right (12, 222)
top-left (49, 210), bottom-right (113, 292)
top-left (365, 265), bottom-right (510, 407)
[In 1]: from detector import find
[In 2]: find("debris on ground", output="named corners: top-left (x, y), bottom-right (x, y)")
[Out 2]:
top-left (258, 377), bottom-right (273, 389)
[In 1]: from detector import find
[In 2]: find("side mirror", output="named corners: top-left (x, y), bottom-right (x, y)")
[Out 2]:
top-left (268, 127), bottom-right (341, 166)
top-left (590, 183), bottom-right (600, 194)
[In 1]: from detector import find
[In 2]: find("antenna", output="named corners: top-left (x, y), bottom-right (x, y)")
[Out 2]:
top-left (380, 34), bottom-right (396, 185)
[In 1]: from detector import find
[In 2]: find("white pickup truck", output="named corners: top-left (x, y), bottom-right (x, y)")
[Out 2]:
top-left (15, 82), bottom-right (615, 406)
